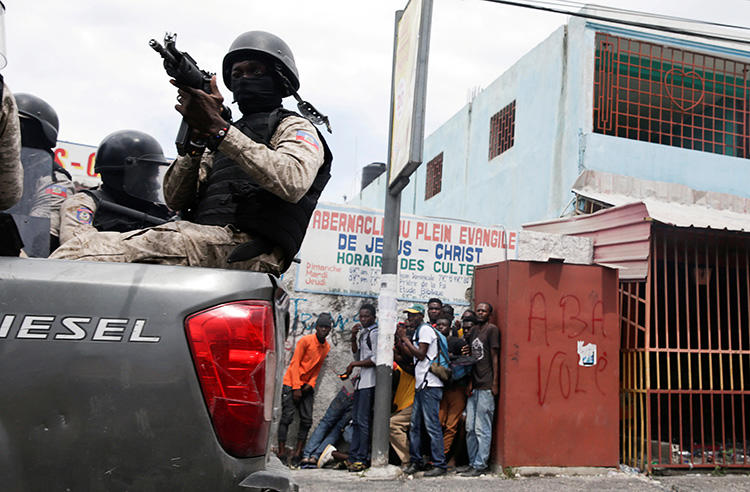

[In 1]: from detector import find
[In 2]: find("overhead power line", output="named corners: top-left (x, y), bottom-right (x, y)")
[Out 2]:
top-left (482, 0), bottom-right (750, 46)
top-left (524, 0), bottom-right (750, 32)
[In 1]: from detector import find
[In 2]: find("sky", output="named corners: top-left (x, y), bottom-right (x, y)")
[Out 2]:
top-left (5, 0), bottom-right (750, 203)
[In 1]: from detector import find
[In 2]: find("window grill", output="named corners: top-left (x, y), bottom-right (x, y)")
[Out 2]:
top-left (489, 101), bottom-right (516, 160)
top-left (425, 152), bottom-right (443, 200)
top-left (594, 32), bottom-right (750, 158)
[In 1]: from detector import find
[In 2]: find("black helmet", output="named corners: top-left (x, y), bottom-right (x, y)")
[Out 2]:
top-left (95, 130), bottom-right (169, 203)
top-left (222, 31), bottom-right (299, 95)
top-left (15, 93), bottom-right (59, 149)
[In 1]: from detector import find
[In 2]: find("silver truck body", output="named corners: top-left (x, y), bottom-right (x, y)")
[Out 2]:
top-left (0, 257), bottom-right (291, 491)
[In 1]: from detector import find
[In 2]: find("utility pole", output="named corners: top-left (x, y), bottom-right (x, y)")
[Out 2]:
top-left (371, 0), bottom-right (432, 469)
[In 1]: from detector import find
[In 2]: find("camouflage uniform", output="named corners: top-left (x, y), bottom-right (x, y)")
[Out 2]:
top-left (0, 82), bottom-right (23, 210)
top-left (50, 115), bottom-right (325, 276)
top-left (30, 168), bottom-right (75, 238)
top-left (57, 191), bottom-right (97, 245)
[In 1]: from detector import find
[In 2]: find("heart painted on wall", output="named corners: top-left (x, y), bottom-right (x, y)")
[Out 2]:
top-left (663, 67), bottom-right (705, 112)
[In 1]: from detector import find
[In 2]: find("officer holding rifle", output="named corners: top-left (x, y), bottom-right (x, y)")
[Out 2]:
top-left (52, 31), bottom-right (332, 275)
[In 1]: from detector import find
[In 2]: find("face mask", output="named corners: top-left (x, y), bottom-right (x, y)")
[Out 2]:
top-left (232, 75), bottom-right (282, 114)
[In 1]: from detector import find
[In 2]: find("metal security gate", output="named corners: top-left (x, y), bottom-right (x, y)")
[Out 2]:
top-left (621, 225), bottom-right (750, 471)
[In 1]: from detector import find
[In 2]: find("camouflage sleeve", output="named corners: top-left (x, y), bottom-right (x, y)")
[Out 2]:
top-left (30, 169), bottom-right (76, 237)
top-left (0, 83), bottom-right (23, 211)
top-left (217, 116), bottom-right (325, 203)
top-left (163, 152), bottom-right (212, 211)
top-left (58, 192), bottom-right (98, 245)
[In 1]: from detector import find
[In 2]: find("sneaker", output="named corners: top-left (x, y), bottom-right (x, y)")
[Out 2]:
top-left (317, 444), bottom-right (337, 468)
top-left (289, 455), bottom-right (302, 469)
top-left (402, 463), bottom-right (420, 475)
top-left (461, 467), bottom-right (489, 477)
top-left (455, 465), bottom-right (472, 473)
top-left (347, 461), bottom-right (367, 472)
top-left (424, 467), bottom-right (446, 477)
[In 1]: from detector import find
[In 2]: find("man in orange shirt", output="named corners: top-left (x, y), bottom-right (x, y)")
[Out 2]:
top-left (278, 313), bottom-right (332, 467)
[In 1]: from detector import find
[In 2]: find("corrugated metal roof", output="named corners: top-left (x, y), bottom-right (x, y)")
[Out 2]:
top-left (524, 202), bottom-right (652, 280)
top-left (525, 171), bottom-right (750, 280)
top-left (571, 170), bottom-right (750, 232)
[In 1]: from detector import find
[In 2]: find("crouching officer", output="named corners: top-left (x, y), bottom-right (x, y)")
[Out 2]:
top-left (57, 130), bottom-right (173, 245)
top-left (51, 31), bottom-right (332, 276)
top-left (9, 93), bottom-right (75, 251)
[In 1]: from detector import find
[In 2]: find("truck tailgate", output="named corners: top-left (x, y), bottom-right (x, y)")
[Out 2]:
top-left (0, 257), bottom-right (285, 491)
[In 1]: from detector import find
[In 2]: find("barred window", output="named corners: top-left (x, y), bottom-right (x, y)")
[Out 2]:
top-left (489, 101), bottom-right (516, 160)
top-left (594, 32), bottom-right (750, 158)
top-left (425, 152), bottom-right (443, 200)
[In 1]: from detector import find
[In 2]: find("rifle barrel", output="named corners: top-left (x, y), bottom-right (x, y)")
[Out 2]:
top-left (98, 200), bottom-right (168, 226)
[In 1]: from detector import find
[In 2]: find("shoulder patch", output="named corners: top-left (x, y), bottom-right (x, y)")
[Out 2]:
top-left (75, 207), bottom-right (94, 225)
top-left (45, 184), bottom-right (69, 198)
top-left (295, 130), bottom-right (319, 151)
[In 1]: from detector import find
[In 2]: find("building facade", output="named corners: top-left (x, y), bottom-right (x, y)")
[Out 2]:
top-left (352, 16), bottom-right (750, 229)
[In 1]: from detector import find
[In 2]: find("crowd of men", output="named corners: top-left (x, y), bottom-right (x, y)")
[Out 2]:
top-left (279, 298), bottom-right (501, 478)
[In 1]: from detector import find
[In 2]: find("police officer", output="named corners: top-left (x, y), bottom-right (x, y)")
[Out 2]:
top-left (11, 93), bottom-right (75, 249)
top-left (0, 2), bottom-right (22, 211)
top-left (57, 130), bottom-right (173, 245)
top-left (52, 31), bottom-right (332, 275)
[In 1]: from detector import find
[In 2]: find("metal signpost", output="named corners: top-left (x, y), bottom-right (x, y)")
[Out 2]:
top-left (371, 0), bottom-right (433, 469)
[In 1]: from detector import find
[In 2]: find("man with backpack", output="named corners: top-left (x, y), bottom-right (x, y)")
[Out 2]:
top-left (458, 302), bottom-right (500, 477)
top-left (397, 304), bottom-right (446, 477)
top-left (436, 315), bottom-right (471, 466)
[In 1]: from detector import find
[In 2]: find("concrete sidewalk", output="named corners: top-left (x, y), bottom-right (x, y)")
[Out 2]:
top-left (290, 466), bottom-right (750, 491)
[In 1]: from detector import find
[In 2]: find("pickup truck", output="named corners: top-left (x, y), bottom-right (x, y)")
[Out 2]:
top-left (0, 255), bottom-right (295, 491)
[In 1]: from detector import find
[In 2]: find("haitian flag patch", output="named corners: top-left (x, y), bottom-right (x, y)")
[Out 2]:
top-left (75, 207), bottom-right (93, 225)
top-left (295, 130), bottom-right (319, 151)
top-left (45, 184), bottom-right (69, 198)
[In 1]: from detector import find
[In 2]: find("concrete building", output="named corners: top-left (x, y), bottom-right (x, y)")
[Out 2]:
top-left (352, 14), bottom-right (750, 229)
top-left (350, 9), bottom-right (750, 472)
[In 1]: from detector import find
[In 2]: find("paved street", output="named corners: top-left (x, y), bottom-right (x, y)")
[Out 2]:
top-left (291, 467), bottom-right (750, 491)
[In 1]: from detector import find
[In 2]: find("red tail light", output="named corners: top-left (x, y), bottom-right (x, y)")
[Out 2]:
top-left (185, 301), bottom-right (276, 457)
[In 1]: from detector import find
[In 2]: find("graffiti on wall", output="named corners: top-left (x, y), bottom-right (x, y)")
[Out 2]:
top-left (284, 296), bottom-right (362, 353)
top-left (525, 291), bottom-right (611, 406)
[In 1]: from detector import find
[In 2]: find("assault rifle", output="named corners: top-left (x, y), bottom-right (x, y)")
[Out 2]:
top-left (149, 33), bottom-right (231, 156)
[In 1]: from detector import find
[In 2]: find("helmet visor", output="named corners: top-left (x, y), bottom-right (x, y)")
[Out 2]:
top-left (122, 154), bottom-right (169, 204)
top-left (5, 147), bottom-right (53, 216)
top-left (0, 4), bottom-right (7, 70)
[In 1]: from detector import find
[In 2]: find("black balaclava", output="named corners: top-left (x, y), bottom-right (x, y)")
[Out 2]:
top-left (232, 73), bottom-right (283, 114)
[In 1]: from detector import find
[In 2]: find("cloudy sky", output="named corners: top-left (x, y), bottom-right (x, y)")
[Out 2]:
top-left (5, 0), bottom-right (750, 202)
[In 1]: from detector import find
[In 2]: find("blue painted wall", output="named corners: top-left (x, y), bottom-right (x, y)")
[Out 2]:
top-left (351, 18), bottom-right (750, 228)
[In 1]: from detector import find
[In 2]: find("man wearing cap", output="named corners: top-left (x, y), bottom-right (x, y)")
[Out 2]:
top-left (278, 313), bottom-right (332, 467)
top-left (396, 304), bottom-right (447, 477)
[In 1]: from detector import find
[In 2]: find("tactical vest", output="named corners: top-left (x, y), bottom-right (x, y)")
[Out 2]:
top-left (84, 187), bottom-right (172, 233)
top-left (190, 108), bottom-right (332, 265)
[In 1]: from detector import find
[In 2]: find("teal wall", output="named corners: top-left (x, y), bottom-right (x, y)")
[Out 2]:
top-left (351, 18), bottom-right (750, 228)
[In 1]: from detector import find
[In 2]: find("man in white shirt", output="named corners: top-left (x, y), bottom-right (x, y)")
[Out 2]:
top-left (396, 304), bottom-right (446, 477)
